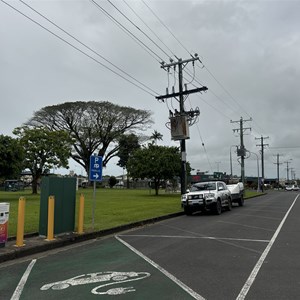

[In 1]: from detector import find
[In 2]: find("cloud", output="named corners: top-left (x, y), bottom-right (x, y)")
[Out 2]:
top-left (1, 0), bottom-right (299, 180)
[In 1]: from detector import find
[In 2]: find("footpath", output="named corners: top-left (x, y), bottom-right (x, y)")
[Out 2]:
top-left (0, 212), bottom-right (184, 263)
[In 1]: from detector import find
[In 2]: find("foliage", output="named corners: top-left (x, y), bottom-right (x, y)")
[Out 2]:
top-left (150, 130), bottom-right (163, 145)
top-left (117, 133), bottom-right (140, 169)
top-left (108, 176), bottom-right (117, 188)
top-left (25, 101), bottom-right (153, 176)
top-left (127, 144), bottom-right (181, 195)
top-left (13, 126), bottom-right (72, 194)
top-left (0, 135), bottom-right (24, 181)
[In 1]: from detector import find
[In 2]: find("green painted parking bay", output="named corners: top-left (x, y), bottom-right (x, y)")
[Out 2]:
top-left (2, 237), bottom-right (198, 300)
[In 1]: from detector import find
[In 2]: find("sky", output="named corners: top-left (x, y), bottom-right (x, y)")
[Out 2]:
top-left (1, 0), bottom-right (300, 181)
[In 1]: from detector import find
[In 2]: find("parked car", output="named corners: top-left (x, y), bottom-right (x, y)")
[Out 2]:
top-left (292, 185), bottom-right (299, 191)
top-left (227, 182), bottom-right (244, 206)
top-left (181, 181), bottom-right (232, 215)
top-left (285, 185), bottom-right (293, 191)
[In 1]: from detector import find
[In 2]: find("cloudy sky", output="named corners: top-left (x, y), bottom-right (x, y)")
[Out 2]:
top-left (1, 0), bottom-right (300, 180)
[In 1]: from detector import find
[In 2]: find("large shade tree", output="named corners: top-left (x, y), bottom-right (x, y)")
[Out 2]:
top-left (26, 101), bottom-right (153, 176)
top-left (0, 134), bottom-right (24, 181)
top-left (13, 127), bottom-right (73, 194)
top-left (127, 144), bottom-right (182, 195)
top-left (117, 133), bottom-right (140, 188)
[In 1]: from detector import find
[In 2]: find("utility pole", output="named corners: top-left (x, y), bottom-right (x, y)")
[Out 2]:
top-left (156, 55), bottom-right (208, 195)
top-left (231, 117), bottom-right (252, 187)
top-left (273, 154), bottom-right (283, 189)
top-left (284, 159), bottom-right (292, 183)
top-left (255, 136), bottom-right (269, 192)
top-left (290, 168), bottom-right (295, 182)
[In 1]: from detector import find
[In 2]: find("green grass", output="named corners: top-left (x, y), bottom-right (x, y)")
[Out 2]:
top-left (0, 188), bottom-right (264, 238)
top-left (0, 188), bottom-right (182, 237)
top-left (244, 190), bottom-right (264, 198)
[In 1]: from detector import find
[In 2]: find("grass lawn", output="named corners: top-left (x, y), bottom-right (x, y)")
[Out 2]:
top-left (0, 188), bottom-right (263, 238)
top-left (0, 188), bottom-right (182, 237)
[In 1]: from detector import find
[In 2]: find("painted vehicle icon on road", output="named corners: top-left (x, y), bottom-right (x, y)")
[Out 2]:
top-left (41, 271), bottom-right (150, 295)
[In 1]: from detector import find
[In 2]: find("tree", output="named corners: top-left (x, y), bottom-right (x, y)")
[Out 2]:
top-left (26, 101), bottom-right (153, 176)
top-left (13, 127), bottom-right (72, 194)
top-left (0, 135), bottom-right (24, 181)
top-left (117, 133), bottom-right (140, 188)
top-left (108, 176), bottom-right (117, 188)
top-left (117, 133), bottom-right (140, 169)
top-left (127, 144), bottom-right (181, 195)
top-left (150, 130), bottom-right (163, 145)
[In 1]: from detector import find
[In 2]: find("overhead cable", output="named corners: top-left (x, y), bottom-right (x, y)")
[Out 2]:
top-left (1, 0), bottom-right (158, 97)
top-left (90, 0), bottom-right (163, 63)
top-left (106, 0), bottom-right (171, 60)
top-left (18, 0), bottom-right (159, 96)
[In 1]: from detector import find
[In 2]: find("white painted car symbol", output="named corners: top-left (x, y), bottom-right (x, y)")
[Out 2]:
top-left (41, 271), bottom-right (150, 295)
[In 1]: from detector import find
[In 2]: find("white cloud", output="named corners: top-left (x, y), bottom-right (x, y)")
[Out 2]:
top-left (1, 0), bottom-right (300, 180)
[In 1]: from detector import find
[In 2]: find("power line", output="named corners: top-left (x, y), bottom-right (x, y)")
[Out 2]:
top-left (90, 0), bottom-right (163, 63)
top-left (106, 0), bottom-right (171, 61)
top-left (141, 0), bottom-right (191, 55)
top-left (123, 0), bottom-right (178, 59)
top-left (142, 0), bottom-right (255, 124)
top-left (1, 0), bottom-right (158, 97)
top-left (18, 0), bottom-right (159, 96)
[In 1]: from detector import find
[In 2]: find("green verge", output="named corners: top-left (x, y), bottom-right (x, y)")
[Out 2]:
top-left (0, 188), bottom-right (263, 237)
top-left (0, 188), bottom-right (182, 237)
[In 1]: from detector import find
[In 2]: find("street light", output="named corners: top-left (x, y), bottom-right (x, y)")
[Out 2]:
top-left (247, 151), bottom-right (260, 193)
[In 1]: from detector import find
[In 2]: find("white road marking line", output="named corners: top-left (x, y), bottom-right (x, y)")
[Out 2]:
top-left (235, 214), bottom-right (281, 220)
top-left (119, 234), bottom-right (270, 243)
top-left (10, 259), bottom-right (37, 300)
top-left (160, 224), bottom-right (263, 254)
top-left (115, 235), bottom-right (206, 300)
top-left (218, 220), bottom-right (274, 232)
top-left (236, 194), bottom-right (299, 300)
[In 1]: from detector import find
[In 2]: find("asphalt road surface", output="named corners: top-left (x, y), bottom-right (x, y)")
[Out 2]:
top-left (1, 191), bottom-right (299, 300)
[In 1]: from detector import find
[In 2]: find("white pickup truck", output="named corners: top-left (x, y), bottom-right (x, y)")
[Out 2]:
top-left (227, 182), bottom-right (244, 206)
top-left (181, 181), bottom-right (244, 215)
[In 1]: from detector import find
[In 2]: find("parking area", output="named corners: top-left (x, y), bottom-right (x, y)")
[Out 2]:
top-left (1, 191), bottom-right (299, 299)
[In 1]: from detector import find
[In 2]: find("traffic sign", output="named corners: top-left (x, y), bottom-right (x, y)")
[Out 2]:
top-left (89, 155), bottom-right (103, 182)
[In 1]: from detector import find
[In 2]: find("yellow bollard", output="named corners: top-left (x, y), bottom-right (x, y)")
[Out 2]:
top-left (77, 194), bottom-right (85, 234)
top-left (46, 195), bottom-right (55, 241)
top-left (15, 197), bottom-right (26, 247)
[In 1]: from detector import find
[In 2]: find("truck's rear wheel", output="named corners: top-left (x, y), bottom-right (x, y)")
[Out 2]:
top-left (226, 198), bottom-right (232, 211)
top-left (238, 195), bottom-right (244, 206)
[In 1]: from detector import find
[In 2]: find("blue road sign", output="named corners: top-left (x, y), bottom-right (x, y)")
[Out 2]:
top-left (89, 155), bottom-right (103, 182)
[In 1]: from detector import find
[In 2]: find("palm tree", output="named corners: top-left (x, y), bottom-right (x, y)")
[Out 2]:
top-left (150, 130), bottom-right (163, 145)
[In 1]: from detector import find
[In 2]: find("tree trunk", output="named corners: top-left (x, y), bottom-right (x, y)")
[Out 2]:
top-left (32, 176), bottom-right (39, 194)
top-left (154, 179), bottom-right (160, 196)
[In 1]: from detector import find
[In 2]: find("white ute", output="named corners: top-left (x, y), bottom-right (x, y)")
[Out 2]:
top-left (227, 182), bottom-right (244, 207)
top-left (181, 181), bottom-right (244, 215)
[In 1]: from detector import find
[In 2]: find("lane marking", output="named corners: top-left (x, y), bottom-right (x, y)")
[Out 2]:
top-left (119, 234), bottom-right (270, 243)
top-left (218, 220), bottom-right (274, 232)
top-left (160, 224), bottom-right (264, 254)
top-left (234, 214), bottom-right (281, 220)
top-left (115, 235), bottom-right (206, 300)
top-left (10, 259), bottom-right (37, 300)
top-left (236, 194), bottom-right (299, 300)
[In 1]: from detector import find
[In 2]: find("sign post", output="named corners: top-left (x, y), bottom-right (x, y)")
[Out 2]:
top-left (89, 155), bottom-right (103, 230)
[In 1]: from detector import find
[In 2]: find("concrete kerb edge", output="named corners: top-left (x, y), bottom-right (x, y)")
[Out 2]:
top-left (0, 211), bottom-right (184, 264)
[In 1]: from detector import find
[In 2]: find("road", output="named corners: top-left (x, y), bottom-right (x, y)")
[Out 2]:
top-left (1, 191), bottom-right (299, 300)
